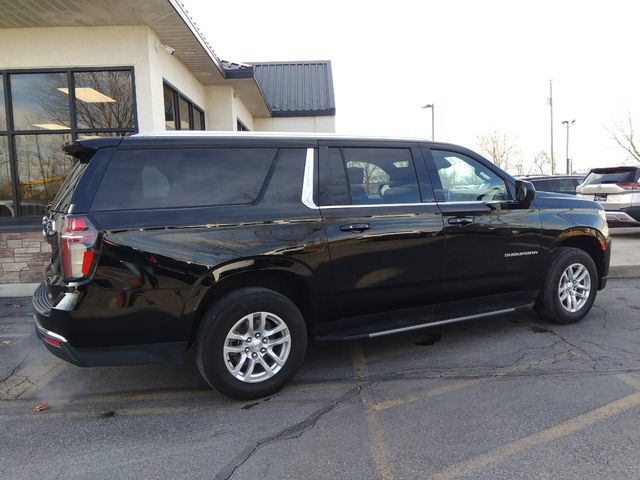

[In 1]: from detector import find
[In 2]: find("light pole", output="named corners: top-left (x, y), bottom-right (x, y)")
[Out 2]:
top-left (422, 104), bottom-right (434, 141)
top-left (561, 119), bottom-right (576, 174)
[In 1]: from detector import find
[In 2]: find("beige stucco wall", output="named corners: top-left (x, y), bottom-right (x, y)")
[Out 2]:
top-left (0, 26), bottom-right (156, 131)
top-left (254, 116), bottom-right (336, 133)
top-left (0, 26), bottom-right (334, 134)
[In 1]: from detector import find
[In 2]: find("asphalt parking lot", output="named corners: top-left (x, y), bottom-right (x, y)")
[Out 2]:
top-left (1, 278), bottom-right (640, 479)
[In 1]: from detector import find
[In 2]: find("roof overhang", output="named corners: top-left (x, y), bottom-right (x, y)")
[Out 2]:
top-left (0, 0), bottom-right (272, 115)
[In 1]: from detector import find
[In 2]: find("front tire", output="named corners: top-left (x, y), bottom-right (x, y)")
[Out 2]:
top-left (537, 247), bottom-right (598, 324)
top-left (195, 287), bottom-right (307, 400)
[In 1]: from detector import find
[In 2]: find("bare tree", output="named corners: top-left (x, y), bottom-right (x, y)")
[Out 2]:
top-left (528, 150), bottom-right (552, 175)
top-left (609, 113), bottom-right (640, 163)
top-left (477, 131), bottom-right (521, 174)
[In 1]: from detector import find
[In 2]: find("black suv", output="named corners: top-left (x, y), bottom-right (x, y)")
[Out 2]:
top-left (34, 133), bottom-right (611, 399)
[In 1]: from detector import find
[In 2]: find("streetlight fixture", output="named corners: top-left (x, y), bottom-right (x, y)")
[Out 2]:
top-left (422, 103), bottom-right (434, 141)
top-left (561, 119), bottom-right (576, 174)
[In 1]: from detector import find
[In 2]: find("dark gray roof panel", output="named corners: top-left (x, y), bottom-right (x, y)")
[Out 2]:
top-left (250, 61), bottom-right (336, 117)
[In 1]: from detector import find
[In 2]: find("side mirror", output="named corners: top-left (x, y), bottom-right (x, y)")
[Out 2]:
top-left (515, 179), bottom-right (535, 207)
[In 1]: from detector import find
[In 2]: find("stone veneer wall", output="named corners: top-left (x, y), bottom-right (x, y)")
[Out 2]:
top-left (0, 231), bottom-right (51, 284)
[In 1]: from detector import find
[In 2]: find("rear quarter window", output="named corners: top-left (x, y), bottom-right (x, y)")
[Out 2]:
top-left (91, 148), bottom-right (276, 211)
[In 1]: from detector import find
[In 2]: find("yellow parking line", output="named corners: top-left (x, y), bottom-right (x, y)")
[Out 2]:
top-left (428, 390), bottom-right (640, 480)
top-left (617, 373), bottom-right (640, 391)
top-left (370, 352), bottom-right (576, 412)
top-left (352, 344), bottom-right (395, 480)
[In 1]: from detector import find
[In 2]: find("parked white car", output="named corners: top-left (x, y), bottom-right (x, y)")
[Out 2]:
top-left (577, 166), bottom-right (640, 226)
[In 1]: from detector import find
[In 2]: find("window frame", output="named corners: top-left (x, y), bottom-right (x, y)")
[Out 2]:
top-left (423, 147), bottom-right (515, 204)
top-left (0, 66), bottom-right (138, 227)
top-left (317, 141), bottom-right (434, 208)
top-left (162, 80), bottom-right (205, 131)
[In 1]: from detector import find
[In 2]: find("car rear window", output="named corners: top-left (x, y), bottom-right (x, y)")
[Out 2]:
top-left (583, 168), bottom-right (639, 185)
top-left (91, 148), bottom-right (276, 211)
top-left (49, 161), bottom-right (87, 213)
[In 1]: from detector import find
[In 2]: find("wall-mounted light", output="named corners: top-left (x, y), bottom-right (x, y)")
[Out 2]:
top-left (154, 42), bottom-right (176, 55)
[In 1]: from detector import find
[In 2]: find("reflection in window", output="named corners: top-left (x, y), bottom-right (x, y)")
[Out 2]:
top-left (194, 108), bottom-right (204, 130)
top-left (0, 75), bottom-right (6, 132)
top-left (342, 148), bottom-right (420, 205)
top-left (432, 151), bottom-right (508, 202)
top-left (179, 96), bottom-right (191, 130)
top-left (73, 71), bottom-right (134, 130)
top-left (0, 136), bottom-right (12, 216)
top-left (163, 83), bottom-right (176, 130)
top-left (10, 73), bottom-right (70, 131)
top-left (163, 82), bottom-right (204, 131)
top-left (15, 134), bottom-right (73, 216)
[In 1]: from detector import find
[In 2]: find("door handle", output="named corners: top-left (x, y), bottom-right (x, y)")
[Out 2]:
top-left (447, 216), bottom-right (474, 226)
top-left (340, 223), bottom-right (371, 232)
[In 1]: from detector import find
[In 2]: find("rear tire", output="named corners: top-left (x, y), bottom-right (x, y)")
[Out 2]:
top-left (536, 247), bottom-right (598, 324)
top-left (195, 287), bottom-right (307, 400)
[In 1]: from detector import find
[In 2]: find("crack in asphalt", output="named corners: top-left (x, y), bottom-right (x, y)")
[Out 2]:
top-left (0, 353), bottom-right (29, 384)
top-left (212, 384), bottom-right (365, 480)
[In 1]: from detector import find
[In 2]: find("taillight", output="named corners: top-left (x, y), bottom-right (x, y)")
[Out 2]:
top-left (60, 215), bottom-right (98, 281)
top-left (617, 182), bottom-right (640, 191)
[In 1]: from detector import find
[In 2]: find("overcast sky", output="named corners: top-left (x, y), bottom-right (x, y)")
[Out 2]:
top-left (183, 0), bottom-right (639, 173)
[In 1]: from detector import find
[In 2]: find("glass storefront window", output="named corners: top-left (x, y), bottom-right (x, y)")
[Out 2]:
top-left (0, 68), bottom-right (137, 223)
top-left (179, 96), bottom-right (191, 130)
top-left (0, 74), bottom-right (6, 132)
top-left (194, 108), bottom-right (204, 130)
top-left (10, 73), bottom-right (71, 132)
top-left (0, 136), bottom-right (12, 217)
top-left (74, 71), bottom-right (134, 130)
top-left (163, 82), bottom-right (204, 131)
top-left (15, 134), bottom-right (73, 216)
top-left (163, 83), bottom-right (176, 130)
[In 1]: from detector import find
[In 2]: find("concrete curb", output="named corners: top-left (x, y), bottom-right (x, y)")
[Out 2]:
top-left (609, 265), bottom-right (640, 279)
top-left (0, 283), bottom-right (39, 297)
top-left (1, 267), bottom-right (638, 298)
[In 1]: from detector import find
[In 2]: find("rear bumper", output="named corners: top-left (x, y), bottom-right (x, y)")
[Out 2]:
top-left (605, 206), bottom-right (640, 226)
top-left (32, 283), bottom-right (187, 367)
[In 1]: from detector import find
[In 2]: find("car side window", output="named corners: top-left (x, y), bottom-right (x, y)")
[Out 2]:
top-left (319, 147), bottom-right (421, 206)
top-left (431, 150), bottom-right (508, 202)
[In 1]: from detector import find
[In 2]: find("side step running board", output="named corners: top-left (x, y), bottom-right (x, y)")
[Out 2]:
top-left (316, 302), bottom-right (535, 341)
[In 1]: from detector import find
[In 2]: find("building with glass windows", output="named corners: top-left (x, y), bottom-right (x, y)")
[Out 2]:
top-left (0, 0), bottom-right (336, 291)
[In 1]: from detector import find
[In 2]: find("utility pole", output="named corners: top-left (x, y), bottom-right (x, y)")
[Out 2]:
top-left (561, 119), bottom-right (576, 174)
top-left (548, 80), bottom-right (555, 175)
top-left (422, 104), bottom-right (434, 141)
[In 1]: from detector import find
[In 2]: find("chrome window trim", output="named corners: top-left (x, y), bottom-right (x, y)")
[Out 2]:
top-left (301, 147), bottom-right (319, 209)
top-left (301, 148), bottom-right (514, 210)
top-left (301, 147), bottom-right (439, 210)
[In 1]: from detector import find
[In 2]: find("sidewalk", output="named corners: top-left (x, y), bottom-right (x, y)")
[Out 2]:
top-left (609, 227), bottom-right (640, 278)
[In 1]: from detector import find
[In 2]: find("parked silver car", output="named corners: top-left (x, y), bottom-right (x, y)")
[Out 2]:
top-left (577, 166), bottom-right (640, 226)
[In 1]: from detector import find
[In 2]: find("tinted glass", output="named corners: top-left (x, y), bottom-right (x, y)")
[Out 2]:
top-left (50, 160), bottom-right (87, 213)
top-left (342, 148), bottom-right (420, 205)
top-left (319, 147), bottom-right (350, 206)
top-left (0, 74), bottom-right (6, 132)
top-left (194, 108), bottom-right (204, 130)
top-left (432, 150), bottom-right (508, 202)
top-left (73, 71), bottom-right (134, 130)
top-left (15, 134), bottom-right (73, 216)
top-left (584, 169), bottom-right (638, 185)
top-left (163, 84), bottom-right (176, 130)
top-left (10, 73), bottom-right (70, 131)
top-left (179, 97), bottom-right (191, 130)
top-left (0, 136), bottom-right (12, 217)
top-left (92, 148), bottom-right (277, 211)
top-left (262, 149), bottom-right (306, 204)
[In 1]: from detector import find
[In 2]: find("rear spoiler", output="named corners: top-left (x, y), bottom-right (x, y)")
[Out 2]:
top-left (589, 166), bottom-right (638, 174)
top-left (64, 137), bottom-right (124, 161)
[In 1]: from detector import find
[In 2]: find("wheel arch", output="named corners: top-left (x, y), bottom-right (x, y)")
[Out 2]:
top-left (188, 264), bottom-right (316, 345)
top-left (556, 228), bottom-right (607, 281)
